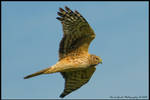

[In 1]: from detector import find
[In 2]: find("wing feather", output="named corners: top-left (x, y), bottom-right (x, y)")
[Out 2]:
top-left (57, 6), bottom-right (95, 60)
top-left (60, 66), bottom-right (96, 98)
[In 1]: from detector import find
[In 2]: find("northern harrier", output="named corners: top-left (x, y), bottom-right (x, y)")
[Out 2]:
top-left (24, 6), bottom-right (103, 98)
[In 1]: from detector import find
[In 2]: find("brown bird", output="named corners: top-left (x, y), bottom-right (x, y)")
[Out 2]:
top-left (24, 6), bottom-right (103, 98)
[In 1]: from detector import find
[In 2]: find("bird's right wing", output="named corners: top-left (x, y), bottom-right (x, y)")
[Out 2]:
top-left (60, 66), bottom-right (96, 98)
top-left (57, 6), bottom-right (95, 60)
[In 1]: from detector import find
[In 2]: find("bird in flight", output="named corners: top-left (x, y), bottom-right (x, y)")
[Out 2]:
top-left (24, 6), bottom-right (102, 98)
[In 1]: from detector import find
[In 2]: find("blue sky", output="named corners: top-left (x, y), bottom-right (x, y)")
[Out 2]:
top-left (2, 1), bottom-right (148, 99)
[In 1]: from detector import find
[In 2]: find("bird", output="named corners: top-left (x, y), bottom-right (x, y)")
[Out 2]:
top-left (24, 6), bottom-right (103, 98)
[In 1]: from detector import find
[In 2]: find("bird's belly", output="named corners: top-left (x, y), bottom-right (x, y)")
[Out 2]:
top-left (61, 60), bottom-right (90, 72)
top-left (61, 65), bottom-right (88, 72)
top-left (57, 55), bottom-right (90, 72)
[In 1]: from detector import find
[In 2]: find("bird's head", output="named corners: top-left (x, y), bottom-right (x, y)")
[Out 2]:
top-left (90, 54), bottom-right (102, 66)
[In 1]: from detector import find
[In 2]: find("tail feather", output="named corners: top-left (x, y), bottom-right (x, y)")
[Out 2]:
top-left (24, 67), bottom-right (50, 79)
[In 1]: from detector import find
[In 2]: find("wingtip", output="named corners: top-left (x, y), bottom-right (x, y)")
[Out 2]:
top-left (56, 17), bottom-right (63, 21)
top-left (57, 12), bottom-right (64, 17)
top-left (59, 91), bottom-right (69, 98)
top-left (59, 7), bottom-right (65, 12)
top-left (59, 94), bottom-right (65, 98)
top-left (64, 5), bottom-right (68, 8)
top-left (64, 6), bottom-right (70, 11)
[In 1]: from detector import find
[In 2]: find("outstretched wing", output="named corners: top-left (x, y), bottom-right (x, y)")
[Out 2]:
top-left (57, 6), bottom-right (95, 60)
top-left (60, 66), bottom-right (96, 98)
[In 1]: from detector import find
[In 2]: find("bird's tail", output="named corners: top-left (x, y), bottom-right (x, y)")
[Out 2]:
top-left (24, 67), bottom-right (51, 79)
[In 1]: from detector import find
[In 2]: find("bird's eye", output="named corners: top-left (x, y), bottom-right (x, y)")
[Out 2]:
top-left (95, 57), bottom-right (99, 60)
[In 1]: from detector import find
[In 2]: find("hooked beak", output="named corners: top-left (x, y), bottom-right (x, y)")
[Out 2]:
top-left (99, 58), bottom-right (103, 64)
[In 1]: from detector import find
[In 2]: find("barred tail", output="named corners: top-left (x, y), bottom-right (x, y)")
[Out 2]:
top-left (24, 67), bottom-right (51, 79)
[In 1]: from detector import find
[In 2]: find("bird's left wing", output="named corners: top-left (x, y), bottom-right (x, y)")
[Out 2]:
top-left (60, 66), bottom-right (96, 98)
